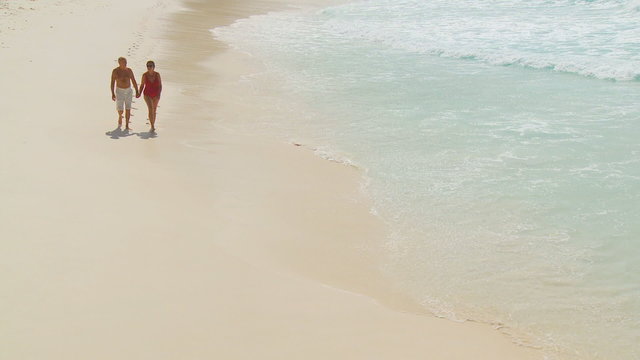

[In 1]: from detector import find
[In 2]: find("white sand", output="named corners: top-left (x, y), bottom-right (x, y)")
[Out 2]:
top-left (0, 0), bottom-right (544, 358)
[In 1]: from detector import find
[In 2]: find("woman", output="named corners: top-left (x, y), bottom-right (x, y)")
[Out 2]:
top-left (138, 60), bottom-right (162, 132)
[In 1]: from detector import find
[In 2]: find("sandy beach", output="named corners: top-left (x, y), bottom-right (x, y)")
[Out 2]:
top-left (1, 0), bottom-right (544, 358)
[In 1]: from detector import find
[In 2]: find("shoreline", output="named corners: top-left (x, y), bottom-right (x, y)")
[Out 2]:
top-left (159, 0), bottom-right (419, 309)
top-left (160, 0), bottom-right (547, 358)
top-left (1, 0), bottom-right (545, 358)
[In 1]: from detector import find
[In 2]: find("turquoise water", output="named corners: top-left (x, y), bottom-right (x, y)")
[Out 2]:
top-left (213, 1), bottom-right (640, 358)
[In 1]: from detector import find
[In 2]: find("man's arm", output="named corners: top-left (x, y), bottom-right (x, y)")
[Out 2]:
top-left (110, 69), bottom-right (117, 101)
top-left (129, 68), bottom-right (139, 97)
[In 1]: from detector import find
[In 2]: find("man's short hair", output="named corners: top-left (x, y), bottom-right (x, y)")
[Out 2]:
top-left (118, 57), bottom-right (127, 62)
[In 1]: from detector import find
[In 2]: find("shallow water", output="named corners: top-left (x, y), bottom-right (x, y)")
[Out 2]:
top-left (213, 1), bottom-right (640, 358)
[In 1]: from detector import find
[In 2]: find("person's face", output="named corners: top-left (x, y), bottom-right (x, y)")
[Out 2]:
top-left (146, 63), bottom-right (155, 72)
top-left (118, 59), bottom-right (127, 68)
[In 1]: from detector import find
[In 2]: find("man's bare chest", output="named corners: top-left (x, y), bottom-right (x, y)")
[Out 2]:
top-left (114, 68), bottom-right (131, 80)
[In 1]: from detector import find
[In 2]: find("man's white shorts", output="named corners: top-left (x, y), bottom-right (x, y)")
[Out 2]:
top-left (116, 87), bottom-right (133, 111)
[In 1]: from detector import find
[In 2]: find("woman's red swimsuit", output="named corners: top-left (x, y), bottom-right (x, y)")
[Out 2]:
top-left (143, 74), bottom-right (160, 98)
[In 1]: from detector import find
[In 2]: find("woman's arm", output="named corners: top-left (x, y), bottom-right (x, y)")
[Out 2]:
top-left (157, 73), bottom-right (162, 98)
top-left (138, 73), bottom-right (146, 98)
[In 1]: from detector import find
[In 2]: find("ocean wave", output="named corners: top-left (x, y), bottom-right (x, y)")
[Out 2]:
top-left (312, 0), bottom-right (640, 81)
top-left (214, 0), bottom-right (640, 82)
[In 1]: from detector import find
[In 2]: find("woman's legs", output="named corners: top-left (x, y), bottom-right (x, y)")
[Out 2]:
top-left (150, 97), bottom-right (160, 131)
top-left (144, 95), bottom-right (154, 130)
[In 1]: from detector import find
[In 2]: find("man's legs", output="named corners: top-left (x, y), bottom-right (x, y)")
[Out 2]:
top-left (116, 88), bottom-right (125, 127)
top-left (124, 88), bottom-right (133, 130)
top-left (125, 109), bottom-right (131, 129)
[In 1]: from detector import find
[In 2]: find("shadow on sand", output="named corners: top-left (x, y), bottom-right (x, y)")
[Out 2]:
top-left (105, 127), bottom-right (157, 140)
top-left (137, 130), bottom-right (157, 139)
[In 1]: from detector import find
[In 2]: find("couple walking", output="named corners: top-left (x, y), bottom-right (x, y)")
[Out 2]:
top-left (110, 57), bottom-right (162, 132)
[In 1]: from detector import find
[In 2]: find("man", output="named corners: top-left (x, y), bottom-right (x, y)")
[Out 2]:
top-left (110, 57), bottom-right (139, 130)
